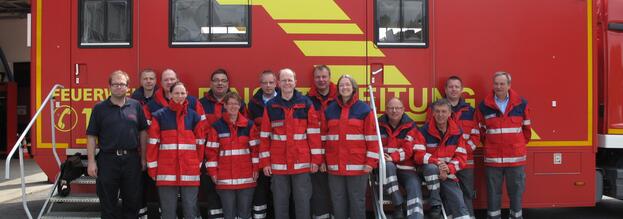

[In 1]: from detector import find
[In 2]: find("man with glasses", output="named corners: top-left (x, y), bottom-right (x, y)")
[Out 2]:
top-left (86, 70), bottom-right (148, 219)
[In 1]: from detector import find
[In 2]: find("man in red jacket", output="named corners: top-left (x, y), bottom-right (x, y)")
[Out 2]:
top-left (259, 68), bottom-right (322, 219)
top-left (416, 99), bottom-right (469, 219)
top-left (477, 72), bottom-right (531, 219)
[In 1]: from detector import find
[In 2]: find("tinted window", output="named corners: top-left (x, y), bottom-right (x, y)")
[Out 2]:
top-left (79, 0), bottom-right (132, 47)
top-left (376, 0), bottom-right (427, 47)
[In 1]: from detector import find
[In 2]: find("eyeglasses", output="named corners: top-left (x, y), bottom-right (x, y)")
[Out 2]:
top-left (110, 83), bottom-right (128, 88)
top-left (386, 107), bottom-right (404, 112)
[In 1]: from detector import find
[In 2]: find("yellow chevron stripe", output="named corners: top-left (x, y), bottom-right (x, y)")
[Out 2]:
top-left (326, 65), bottom-right (410, 85)
top-left (295, 41), bottom-right (385, 57)
top-left (279, 23), bottom-right (363, 34)
top-left (216, 0), bottom-right (350, 20)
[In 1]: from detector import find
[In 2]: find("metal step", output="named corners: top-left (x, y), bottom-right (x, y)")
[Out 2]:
top-left (41, 211), bottom-right (100, 219)
top-left (50, 194), bottom-right (99, 204)
top-left (71, 175), bottom-right (96, 185)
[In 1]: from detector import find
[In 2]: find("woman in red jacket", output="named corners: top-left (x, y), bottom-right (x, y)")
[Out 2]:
top-left (322, 75), bottom-right (379, 219)
top-left (146, 82), bottom-right (205, 219)
top-left (205, 92), bottom-right (259, 219)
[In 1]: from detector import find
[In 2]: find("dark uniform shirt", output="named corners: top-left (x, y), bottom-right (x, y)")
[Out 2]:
top-left (86, 97), bottom-right (148, 152)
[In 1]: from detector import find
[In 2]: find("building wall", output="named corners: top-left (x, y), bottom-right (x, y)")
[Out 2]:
top-left (0, 18), bottom-right (30, 77)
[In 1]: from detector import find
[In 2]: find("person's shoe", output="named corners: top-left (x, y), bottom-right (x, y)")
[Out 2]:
top-left (428, 205), bottom-right (442, 219)
top-left (392, 205), bottom-right (405, 219)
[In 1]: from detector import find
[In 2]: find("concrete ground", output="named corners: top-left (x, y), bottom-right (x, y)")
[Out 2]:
top-left (1, 159), bottom-right (623, 219)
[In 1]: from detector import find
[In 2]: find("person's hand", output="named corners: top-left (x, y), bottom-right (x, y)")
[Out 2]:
top-left (320, 163), bottom-right (327, 172)
top-left (439, 169), bottom-right (448, 181)
top-left (141, 158), bottom-right (147, 171)
top-left (263, 166), bottom-right (272, 176)
top-left (363, 165), bottom-right (373, 173)
top-left (384, 153), bottom-right (393, 162)
top-left (87, 160), bottom-right (98, 177)
top-left (311, 164), bottom-right (319, 173)
top-left (253, 171), bottom-right (259, 181)
top-left (438, 161), bottom-right (449, 173)
top-left (211, 175), bottom-right (217, 183)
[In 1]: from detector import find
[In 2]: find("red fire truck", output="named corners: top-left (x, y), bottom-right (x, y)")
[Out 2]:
top-left (25, 0), bottom-right (623, 217)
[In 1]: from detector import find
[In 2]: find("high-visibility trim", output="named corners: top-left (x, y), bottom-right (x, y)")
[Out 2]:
top-left (367, 151), bottom-right (379, 159)
top-left (260, 131), bottom-right (271, 138)
top-left (346, 134), bottom-right (364, 140)
top-left (485, 155), bottom-right (527, 163)
top-left (380, 134), bottom-right (388, 138)
top-left (386, 175), bottom-right (397, 183)
top-left (254, 213), bottom-right (267, 218)
top-left (386, 185), bottom-right (399, 193)
top-left (252, 158), bottom-right (259, 164)
top-left (218, 133), bottom-right (231, 138)
top-left (146, 120), bottom-right (152, 126)
top-left (205, 161), bottom-right (218, 167)
top-left (453, 215), bottom-right (471, 219)
top-left (210, 209), bottom-right (223, 215)
top-left (206, 141), bottom-right (220, 148)
top-left (365, 135), bottom-right (378, 141)
top-left (293, 134), bottom-right (307, 140)
top-left (471, 129), bottom-right (480, 135)
top-left (399, 150), bottom-right (405, 161)
top-left (384, 148), bottom-right (399, 153)
top-left (484, 114), bottom-right (496, 119)
top-left (307, 128), bottom-right (320, 134)
top-left (406, 197), bottom-right (421, 206)
top-left (272, 164), bottom-right (287, 170)
top-left (196, 139), bottom-right (206, 145)
top-left (220, 148), bottom-right (250, 156)
top-left (160, 144), bottom-right (196, 150)
top-left (326, 135), bottom-right (339, 141)
top-left (253, 204), bottom-right (268, 211)
top-left (147, 161), bottom-right (158, 168)
top-left (328, 165), bottom-right (338, 171)
top-left (450, 160), bottom-right (461, 171)
top-left (180, 175), bottom-right (200, 181)
top-left (426, 143), bottom-right (438, 147)
top-left (320, 135), bottom-right (327, 141)
top-left (405, 135), bottom-right (414, 141)
top-left (157, 175), bottom-right (176, 181)
top-left (271, 121), bottom-right (284, 127)
top-left (413, 144), bottom-right (426, 150)
top-left (249, 139), bottom-right (260, 146)
top-left (217, 177), bottom-right (254, 185)
top-left (467, 140), bottom-right (477, 151)
top-left (448, 174), bottom-right (457, 180)
top-left (437, 157), bottom-right (452, 163)
top-left (311, 149), bottom-right (325, 155)
top-left (259, 151), bottom-right (271, 158)
top-left (424, 175), bottom-right (438, 181)
top-left (488, 210), bottom-right (501, 217)
top-left (486, 127), bottom-right (522, 134)
top-left (463, 134), bottom-right (470, 139)
top-left (427, 183), bottom-right (439, 190)
top-left (396, 164), bottom-right (415, 170)
top-left (466, 160), bottom-right (474, 165)
top-left (407, 207), bottom-right (423, 216)
top-left (200, 115), bottom-right (206, 121)
top-left (456, 147), bottom-right (467, 154)
top-left (313, 213), bottom-right (332, 219)
top-left (294, 163), bottom-right (311, 169)
top-left (346, 164), bottom-right (365, 170)
top-left (523, 120), bottom-right (531, 126)
top-left (271, 134), bottom-right (287, 141)
top-left (148, 138), bottom-right (159, 144)
top-left (423, 153), bottom-right (432, 164)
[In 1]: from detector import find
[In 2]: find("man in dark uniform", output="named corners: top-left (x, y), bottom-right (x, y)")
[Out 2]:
top-left (86, 70), bottom-right (148, 219)
top-left (130, 68), bottom-right (158, 105)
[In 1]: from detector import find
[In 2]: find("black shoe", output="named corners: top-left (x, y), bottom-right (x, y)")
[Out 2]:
top-left (428, 205), bottom-right (442, 219)
top-left (392, 205), bottom-right (405, 219)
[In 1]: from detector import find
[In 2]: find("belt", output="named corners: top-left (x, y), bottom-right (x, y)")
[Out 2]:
top-left (102, 149), bottom-right (138, 156)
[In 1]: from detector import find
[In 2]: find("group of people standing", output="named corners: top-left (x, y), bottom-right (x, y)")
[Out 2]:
top-left (85, 65), bottom-right (531, 219)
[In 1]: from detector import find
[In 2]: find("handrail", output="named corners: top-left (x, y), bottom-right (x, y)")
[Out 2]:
top-left (368, 84), bottom-right (387, 219)
top-left (5, 84), bottom-right (63, 179)
top-left (4, 84), bottom-right (63, 219)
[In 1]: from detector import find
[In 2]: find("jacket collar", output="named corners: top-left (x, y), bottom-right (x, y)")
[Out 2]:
top-left (425, 116), bottom-right (461, 140)
top-left (223, 112), bottom-right (248, 127)
top-left (484, 88), bottom-right (522, 112)
top-left (308, 82), bottom-right (337, 101)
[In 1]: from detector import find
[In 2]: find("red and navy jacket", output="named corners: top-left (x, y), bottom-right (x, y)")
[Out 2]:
top-left (199, 90), bottom-right (247, 127)
top-left (323, 95), bottom-right (379, 176)
top-left (259, 90), bottom-right (322, 175)
top-left (248, 88), bottom-right (279, 126)
top-left (378, 114), bottom-right (425, 171)
top-left (307, 83), bottom-right (337, 145)
top-left (414, 118), bottom-right (467, 181)
top-left (143, 87), bottom-right (206, 126)
top-left (147, 100), bottom-right (205, 186)
top-left (476, 89), bottom-right (531, 167)
top-left (427, 99), bottom-right (480, 168)
top-left (205, 113), bottom-right (259, 190)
